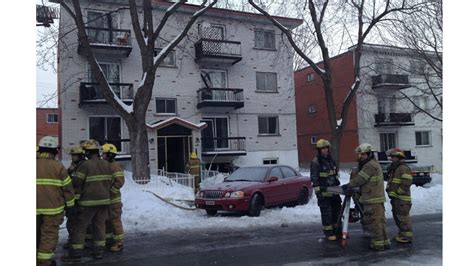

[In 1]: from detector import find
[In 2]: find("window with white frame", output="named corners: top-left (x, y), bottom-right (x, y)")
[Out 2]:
top-left (380, 132), bottom-right (397, 152)
top-left (415, 131), bottom-right (431, 146)
top-left (310, 136), bottom-right (317, 145)
top-left (155, 98), bottom-right (177, 114)
top-left (307, 73), bottom-right (315, 82)
top-left (256, 72), bottom-right (277, 92)
top-left (263, 158), bottom-right (279, 165)
top-left (308, 104), bottom-right (316, 113)
top-left (258, 116), bottom-right (279, 135)
top-left (254, 29), bottom-right (275, 49)
top-left (89, 116), bottom-right (122, 152)
top-left (47, 113), bottom-right (58, 123)
top-left (154, 49), bottom-right (176, 67)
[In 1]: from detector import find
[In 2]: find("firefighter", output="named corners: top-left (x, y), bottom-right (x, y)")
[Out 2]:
top-left (386, 148), bottom-right (413, 243)
top-left (37, 136), bottom-right (75, 266)
top-left (341, 143), bottom-right (390, 251)
top-left (185, 151), bottom-right (201, 194)
top-left (102, 143), bottom-right (126, 252)
top-left (310, 139), bottom-right (342, 241)
top-left (61, 139), bottom-right (113, 262)
top-left (64, 144), bottom-right (86, 249)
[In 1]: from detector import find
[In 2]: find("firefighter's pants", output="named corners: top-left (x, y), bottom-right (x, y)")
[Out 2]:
top-left (362, 203), bottom-right (390, 248)
top-left (37, 213), bottom-right (64, 263)
top-left (106, 202), bottom-right (124, 242)
top-left (391, 199), bottom-right (413, 239)
top-left (194, 175), bottom-right (201, 194)
top-left (316, 194), bottom-right (342, 237)
top-left (71, 206), bottom-right (109, 256)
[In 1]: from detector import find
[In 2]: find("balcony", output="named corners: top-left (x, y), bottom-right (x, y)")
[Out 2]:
top-left (371, 74), bottom-right (410, 90)
top-left (197, 88), bottom-right (244, 110)
top-left (79, 82), bottom-right (133, 106)
top-left (78, 27), bottom-right (132, 58)
top-left (195, 38), bottom-right (242, 65)
top-left (201, 137), bottom-right (246, 157)
top-left (374, 113), bottom-right (415, 127)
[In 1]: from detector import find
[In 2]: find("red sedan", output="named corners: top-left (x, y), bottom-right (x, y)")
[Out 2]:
top-left (195, 165), bottom-right (312, 217)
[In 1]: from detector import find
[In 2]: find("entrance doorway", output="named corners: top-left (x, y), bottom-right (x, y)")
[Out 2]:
top-left (157, 124), bottom-right (193, 173)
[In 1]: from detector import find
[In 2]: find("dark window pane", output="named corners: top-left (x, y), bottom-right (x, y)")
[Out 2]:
top-left (107, 117), bottom-right (122, 151)
top-left (268, 117), bottom-right (277, 134)
top-left (156, 99), bottom-right (166, 113)
top-left (256, 72), bottom-right (265, 91)
top-left (166, 99), bottom-right (176, 113)
top-left (269, 167), bottom-right (284, 179)
top-left (258, 117), bottom-right (267, 134)
top-left (264, 31), bottom-right (275, 49)
top-left (281, 167), bottom-right (297, 179)
top-left (415, 132), bottom-right (422, 145)
top-left (89, 117), bottom-right (105, 141)
top-left (255, 30), bottom-right (264, 48)
top-left (266, 73), bottom-right (277, 92)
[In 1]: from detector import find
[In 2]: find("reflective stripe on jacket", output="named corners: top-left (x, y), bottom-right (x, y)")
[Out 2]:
top-left (37, 153), bottom-right (75, 215)
top-left (110, 161), bottom-right (124, 204)
top-left (348, 158), bottom-right (386, 204)
top-left (310, 155), bottom-right (340, 197)
top-left (387, 162), bottom-right (412, 202)
top-left (74, 156), bottom-right (113, 207)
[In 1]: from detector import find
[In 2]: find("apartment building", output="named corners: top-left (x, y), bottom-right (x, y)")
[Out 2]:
top-left (55, 0), bottom-right (302, 173)
top-left (295, 44), bottom-right (442, 172)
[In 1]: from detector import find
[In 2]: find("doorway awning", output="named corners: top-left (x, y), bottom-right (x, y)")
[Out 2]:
top-left (147, 117), bottom-right (208, 131)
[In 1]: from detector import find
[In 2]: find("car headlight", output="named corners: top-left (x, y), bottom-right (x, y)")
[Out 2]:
top-left (229, 191), bottom-right (245, 198)
top-left (196, 191), bottom-right (204, 198)
top-left (224, 192), bottom-right (231, 198)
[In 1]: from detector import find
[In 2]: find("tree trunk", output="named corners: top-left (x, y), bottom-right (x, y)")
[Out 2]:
top-left (128, 120), bottom-right (150, 183)
top-left (331, 129), bottom-right (343, 170)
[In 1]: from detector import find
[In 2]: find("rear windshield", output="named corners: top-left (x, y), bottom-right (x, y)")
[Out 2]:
top-left (225, 167), bottom-right (268, 182)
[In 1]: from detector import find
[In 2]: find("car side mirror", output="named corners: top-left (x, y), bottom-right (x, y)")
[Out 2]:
top-left (267, 176), bottom-right (278, 182)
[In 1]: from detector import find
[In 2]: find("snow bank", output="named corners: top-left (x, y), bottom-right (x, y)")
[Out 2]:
top-left (59, 170), bottom-right (442, 240)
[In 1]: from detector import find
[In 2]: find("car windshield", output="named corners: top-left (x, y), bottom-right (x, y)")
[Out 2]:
top-left (225, 167), bottom-right (268, 182)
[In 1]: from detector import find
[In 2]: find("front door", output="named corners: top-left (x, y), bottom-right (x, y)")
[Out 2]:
top-left (157, 136), bottom-right (192, 173)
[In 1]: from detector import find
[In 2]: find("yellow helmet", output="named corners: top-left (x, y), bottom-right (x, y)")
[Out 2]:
top-left (38, 136), bottom-right (59, 149)
top-left (355, 143), bottom-right (375, 154)
top-left (102, 143), bottom-right (118, 154)
top-left (69, 144), bottom-right (85, 155)
top-left (82, 139), bottom-right (101, 150)
top-left (316, 139), bottom-right (331, 149)
top-left (386, 148), bottom-right (405, 158)
top-left (190, 151), bottom-right (198, 159)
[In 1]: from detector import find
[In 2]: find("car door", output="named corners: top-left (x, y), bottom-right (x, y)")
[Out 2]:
top-left (263, 167), bottom-right (285, 206)
top-left (280, 166), bottom-right (301, 202)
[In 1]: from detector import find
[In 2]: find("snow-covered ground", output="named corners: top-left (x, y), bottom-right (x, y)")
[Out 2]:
top-left (60, 170), bottom-right (442, 240)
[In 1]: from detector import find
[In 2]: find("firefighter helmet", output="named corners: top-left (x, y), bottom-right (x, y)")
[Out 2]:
top-left (82, 139), bottom-right (101, 150)
top-left (102, 143), bottom-right (118, 154)
top-left (316, 139), bottom-right (331, 149)
top-left (355, 143), bottom-right (375, 154)
top-left (38, 136), bottom-right (59, 149)
top-left (387, 148), bottom-right (405, 158)
top-left (190, 151), bottom-right (198, 159)
top-left (69, 144), bottom-right (85, 155)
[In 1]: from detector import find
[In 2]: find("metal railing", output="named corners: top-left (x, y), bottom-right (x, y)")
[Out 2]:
top-left (85, 27), bottom-right (132, 46)
top-left (80, 82), bottom-right (134, 103)
top-left (201, 137), bottom-right (246, 153)
top-left (372, 74), bottom-right (410, 88)
top-left (197, 88), bottom-right (244, 103)
top-left (155, 169), bottom-right (195, 189)
top-left (375, 113), bottom-right (413, 124)
top-left (195, 38), bottom-right (242, 59)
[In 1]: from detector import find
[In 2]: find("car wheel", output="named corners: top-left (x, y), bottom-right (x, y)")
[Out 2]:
top-left (206, 209), bottom-right (217, 215)
top-left (248, 194), bottom-right (263, 217)
top-left (297, 188), bottom-right (309, 205)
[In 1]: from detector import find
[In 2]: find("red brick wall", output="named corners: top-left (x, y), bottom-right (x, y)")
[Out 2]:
top-left (294, 52), bottom-right (359, 167)
top-left (36, 108), bottom-right (60, 144)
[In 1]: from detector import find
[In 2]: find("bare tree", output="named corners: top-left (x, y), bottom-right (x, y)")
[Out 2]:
top-left (57, 0), bottom-right (217, 180)
top-left (248, 0), bottom-right (416, 166)
top-left (386, 0), bottom-right (442, 122)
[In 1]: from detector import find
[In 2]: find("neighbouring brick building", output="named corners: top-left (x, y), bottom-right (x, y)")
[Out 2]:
top-left (36, 108), bottom-right (60, 144)
top-left (54, 0), bottom-right (302, 173)
top-left (295, 44), bottom-right (442, 172)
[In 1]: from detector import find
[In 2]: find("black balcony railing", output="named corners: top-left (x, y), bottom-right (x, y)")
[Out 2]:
top-left (195, 38), bottom-right (242, 64)
top-left (79, 82), bottom-right (133, 105)
top-left (372, 74), bottom-right (410, 90)
top-left (201, 137), bottom-right (246, 156)
top-left (374, 113), bottom-right (414, 127)
top-left (78, 27), bottom-right (132, 57)
top-left (197, 88), bottom-right (244, 109)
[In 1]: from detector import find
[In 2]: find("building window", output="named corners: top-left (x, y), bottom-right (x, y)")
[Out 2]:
top-left (375, 58), bottom-right (393, 74)
top-left (256, 72), bottom-right (277, 92)
top-left (263, 158), bottom-right (279, 165)
top-left (307, 73), bottom-right (315, 82)
top-left (258, 116), bottom-right (279, 135)
top-left (308, 104), bottom-right (316, 113)
top-left (86, 11), bottom-right (120, 44)
top-left (414, 96), bottom-right (429, 110)
top-left (410, 60), bottom-right (425, 75)
top-left (154, 49), bottom-right (176, 67)
top-left (310, 136), bottom-right (317, 144)
top-left (380, 132), bottom-right (397, 152)
top-left (47, 113), bottom-right (58, 123)
top-left (199, 23), bottom-right (225, 40)
top-left (89, 116), bottom-right (122, 152)
top-left (377, 96), bottom-right (396, 114)
top-left (155, 98), bottom-right (177, 114)
top-left (254, 29), bottom-right (275, 50)
top-left (415, 131), bottom-right (431, 146)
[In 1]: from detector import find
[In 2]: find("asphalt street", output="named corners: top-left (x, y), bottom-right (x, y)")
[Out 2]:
top-left (57, 213), bottom-right (442, 266)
